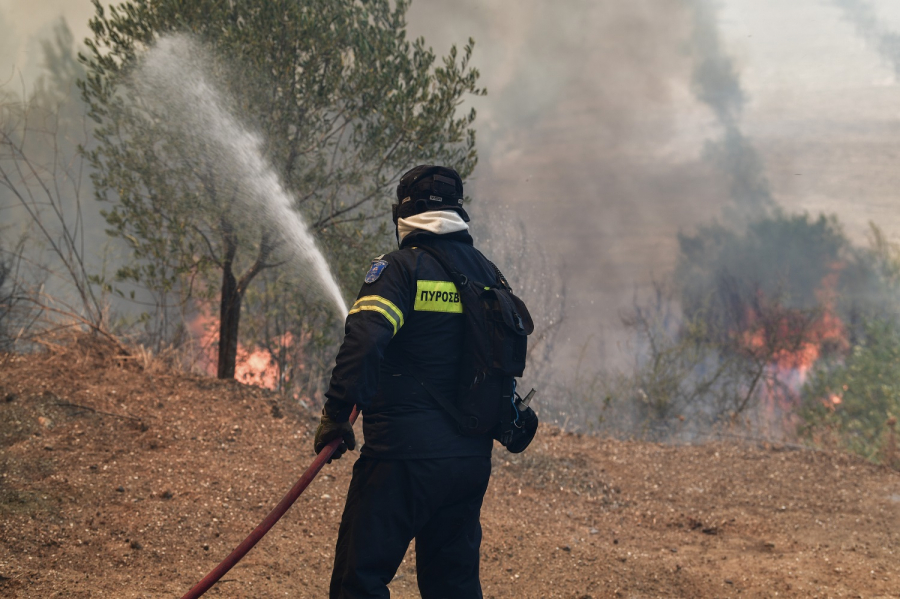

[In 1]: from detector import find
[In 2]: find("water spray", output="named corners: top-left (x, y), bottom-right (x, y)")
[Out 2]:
top-left (136, 35), bottom-right (347, 319)
top-left (131, 35), bottom-right (356, 595)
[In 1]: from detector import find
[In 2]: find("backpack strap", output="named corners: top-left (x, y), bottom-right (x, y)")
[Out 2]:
top-left (477, 249), bottom-right (512, 291)
top-left (415, 244), bottom-right (470, 288)
top-left (415, 242), bottom-right (506, 290)
top-left (410, 244), bottom-right (486, 435)
top-left (411, 244), bottom-right (518, 441)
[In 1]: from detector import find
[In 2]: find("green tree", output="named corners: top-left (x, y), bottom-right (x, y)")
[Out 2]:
top-left (79, 0), bottom-right (483, 378)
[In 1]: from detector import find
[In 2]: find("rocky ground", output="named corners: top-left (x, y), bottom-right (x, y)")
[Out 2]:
top-left (1, 337), bottom-right (899, 598)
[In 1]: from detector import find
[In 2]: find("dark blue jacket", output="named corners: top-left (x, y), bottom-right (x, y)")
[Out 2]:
top-left (323, 229), bottom-right (498, 459)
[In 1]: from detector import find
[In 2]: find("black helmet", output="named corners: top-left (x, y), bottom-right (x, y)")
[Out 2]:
top-left (393, 165), bottom-right (469, 224)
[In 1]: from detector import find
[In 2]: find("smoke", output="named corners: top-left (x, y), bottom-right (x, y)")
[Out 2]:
top-left (835, 0), bottom-right (900, 77)
top-left (134, 35), bottom-right (348, 318)
top-left (0, 1), bottom-right (98, 88)
top-left (0, 16), bottom-right (118, 333)
top-left (688, 0), bottom-right (774, 224)
top-left (407, 0), bottom-right (729, 368)
top-left (0, 8), bottom-right (19, 83)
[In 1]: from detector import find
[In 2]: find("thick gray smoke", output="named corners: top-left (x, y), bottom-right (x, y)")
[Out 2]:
top-left (689, 0), bottom-right (774, 224)
top-left (406, 0), bottom-right (732, 369)
top-left (835, 0), bottom-right (900, 76)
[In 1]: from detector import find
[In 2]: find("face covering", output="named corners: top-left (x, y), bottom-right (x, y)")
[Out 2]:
top-left (397, 210), bottom-right (469, 242)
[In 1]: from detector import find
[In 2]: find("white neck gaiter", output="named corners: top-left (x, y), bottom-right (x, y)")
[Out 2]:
top-left (397, 210), bottom-right (469, 242)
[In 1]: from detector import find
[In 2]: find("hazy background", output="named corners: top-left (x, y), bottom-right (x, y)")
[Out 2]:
top-left (5, 0), bottom-right (900, 372)
top-left (404, 0), bottom-right (900, 369)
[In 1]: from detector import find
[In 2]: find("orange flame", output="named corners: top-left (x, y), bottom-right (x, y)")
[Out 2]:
top-left (737, 262), bottom-right (848, 376)
top-left (733, 262), bottom-right (850, 434)
top-left (188, 305), bottom-right (292, 391)
top-left (738, 308), bottom-right (846, 375)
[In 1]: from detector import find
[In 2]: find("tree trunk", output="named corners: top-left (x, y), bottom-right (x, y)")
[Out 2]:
top-left (217, 262), bottom-right (242, 379)
top-left (215, 226), bottom-right (276, 380)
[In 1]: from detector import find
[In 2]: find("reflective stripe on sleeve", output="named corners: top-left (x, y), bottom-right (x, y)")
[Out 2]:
top-left (348, 295), bottom-right (405, 335)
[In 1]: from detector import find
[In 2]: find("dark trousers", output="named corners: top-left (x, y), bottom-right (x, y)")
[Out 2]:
top-left (329, 455), bottom-right (492, 599)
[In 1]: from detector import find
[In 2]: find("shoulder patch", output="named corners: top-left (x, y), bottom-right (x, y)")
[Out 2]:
top-left (365, 259), bottom-right (389, 284)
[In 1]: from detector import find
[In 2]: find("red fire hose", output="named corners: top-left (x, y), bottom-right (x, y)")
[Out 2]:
top-left (180, 406), bottom-right (359, 599)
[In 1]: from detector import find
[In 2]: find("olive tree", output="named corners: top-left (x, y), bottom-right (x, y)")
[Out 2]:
top-left (79, 0), bottom-right (483, 378)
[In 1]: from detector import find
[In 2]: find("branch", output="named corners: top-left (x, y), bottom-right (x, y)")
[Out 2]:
top-left (236, 229), bottom-right (277, 295)
top-left (0, 109), bottom-right (105, 329)
top-left (12, 291), bottom-right (124, 350)
top-left (190, 223), bottom-right (222, 267)
top-left (733, 360), bottom-right (766, 419)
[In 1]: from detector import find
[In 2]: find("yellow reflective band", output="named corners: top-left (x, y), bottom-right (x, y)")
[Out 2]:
top-left (348, 305), bottom-right (399, 335)
top-left (348, 295), bottom-right (405, 335)
top-left (352, 295), bottom-right (405, 329)
top-left (414, 280), bottom-right (463, 313)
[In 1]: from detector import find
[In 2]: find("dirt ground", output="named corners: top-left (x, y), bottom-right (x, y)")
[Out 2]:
top-left (1, 338), bottom-right (899, 598)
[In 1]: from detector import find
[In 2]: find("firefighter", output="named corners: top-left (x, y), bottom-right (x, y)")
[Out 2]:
top-left (315, 165), bottom-right (511, 598)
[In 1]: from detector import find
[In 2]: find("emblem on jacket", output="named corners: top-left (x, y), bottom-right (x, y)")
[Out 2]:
top-left (365, 259), bottom-right (389, 283)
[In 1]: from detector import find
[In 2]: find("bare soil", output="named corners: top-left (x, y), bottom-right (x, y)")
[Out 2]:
top-left (1, 338), bottom-right (899, 598)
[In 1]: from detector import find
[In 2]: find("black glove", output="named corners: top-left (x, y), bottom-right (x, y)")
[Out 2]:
top-left (506, 406), bottom-right (539, 454)
top-left (314, 412), bottom-right (356, 462)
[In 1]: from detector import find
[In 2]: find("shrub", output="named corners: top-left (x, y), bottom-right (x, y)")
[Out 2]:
top-left (801, 319), bottom-right (900, 469)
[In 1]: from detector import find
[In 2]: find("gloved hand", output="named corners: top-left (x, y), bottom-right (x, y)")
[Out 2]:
top-left (506, 406), bottom-right (539, 454)
top-left (314, 412), bottom-right (356, 462)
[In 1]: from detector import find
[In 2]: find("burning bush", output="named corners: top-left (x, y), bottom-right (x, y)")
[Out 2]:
top-left (675, 212), bottom-right (898, 396)
top-left (596, 283), bottom-right (826, 441)
top-left (595, 213), bottom-right (900, 442)
top-left (675, 213), bottom-right (892, 345)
